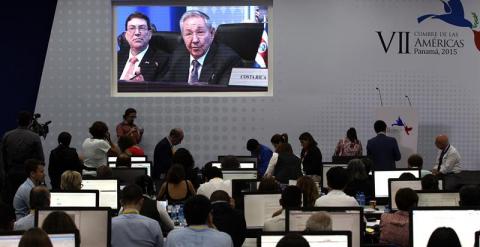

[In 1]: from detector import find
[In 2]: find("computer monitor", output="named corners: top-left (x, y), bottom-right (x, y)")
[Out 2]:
top-left (410, 207), bottom-right (480, 247)
top-left (286, 207), bottom-right (363, 247)
top-left (109, 162), bottom-right (151, 176)
top-left (243, 192), bottom-right (282, 228)
top-left (0, 232), bottom-right (77, 247)
top-left (373, 169), bottom-right (420, 201)
top-left (50, 190), bottom-right (99, 207)
top-left (35, 207), bottom-right (111, 247)
top-left (223, 169), bottom-right (258, 180)
top-left (211, 162), bottom-right (256, 169)
top-left (81, 179), bottom-right (119, 210)
top-left (259, 231), bottom-right (352, 247)
top-left (415, 191), bottom-right (460, 207)
top-left (108, 156), bottom-right (146, 162)
top-left (111, 167), bottom-right (147, 185)
top-left (322, 163), bottom-right (348, 189)
top-left (388, 178), bottom-right (443, 210)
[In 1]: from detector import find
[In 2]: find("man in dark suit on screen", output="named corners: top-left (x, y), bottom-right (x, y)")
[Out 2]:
top-left (366, 120), bottom-right (401, 170)
top-left (161, 10), bottom-right (242, 85)
top-left (118, 12), bottom-right (168, 82)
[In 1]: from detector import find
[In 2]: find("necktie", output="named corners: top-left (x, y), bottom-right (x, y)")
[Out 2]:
top-left (189, 60), bottom-right (200, 84)
top-left (437, 145), bottom-right (450, 171)
top-left (122, 56), bottom-right (138, 80)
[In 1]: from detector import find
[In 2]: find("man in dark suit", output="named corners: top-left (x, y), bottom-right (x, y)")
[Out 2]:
top-left (153, 128), bottom-right (184, 181)
top-left (161, 10), bottom-right (242, 85)
top-left (118, 12), bottom-right (168, 82)
top-left (366, 120), bottom-right (401, 170)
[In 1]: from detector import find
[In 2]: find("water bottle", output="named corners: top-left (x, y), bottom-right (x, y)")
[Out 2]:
top-left (356, 192), bottom-right (365, 206)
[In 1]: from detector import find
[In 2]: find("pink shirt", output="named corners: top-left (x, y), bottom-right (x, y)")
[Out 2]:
top-left (380, 210), bottom-right (410, 247)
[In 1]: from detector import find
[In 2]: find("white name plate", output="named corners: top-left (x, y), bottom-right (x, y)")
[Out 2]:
top-left (229, 68), bottom-right (268, 87)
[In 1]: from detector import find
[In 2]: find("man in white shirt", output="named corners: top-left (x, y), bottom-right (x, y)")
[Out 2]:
top-left (315, 166), bottom-right (359, 207)
top-left (432, 134), bottom-right (461, 191)
top-left (263, 186), bottom-right (302, 231)
top-left (197, 167), bottom-right (231, 199)
top-left (14, 186), bottom-right (50, 231)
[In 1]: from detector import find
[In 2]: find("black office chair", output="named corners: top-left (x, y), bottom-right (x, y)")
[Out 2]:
top-left (117, 31), bottom-right (182, 54)
top-left (213, 23), bottom-right (264, 66)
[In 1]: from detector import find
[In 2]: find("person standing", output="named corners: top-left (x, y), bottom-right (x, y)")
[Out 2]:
top-left (2, 111), bottom-right (44, 203)
top-left (366, 120), bottom-right (401, 170)
top-left (116, 108), bottom-right (144, 144)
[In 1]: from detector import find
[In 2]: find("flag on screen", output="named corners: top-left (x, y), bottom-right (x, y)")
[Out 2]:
top-left (255, 22), bottom-right (268, 68)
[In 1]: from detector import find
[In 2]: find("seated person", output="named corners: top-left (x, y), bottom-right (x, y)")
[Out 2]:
top-left (426, 227), bottom-right (461, 247)
top-left (60, 170), bottom-right (82, 191)
top-left (398, 172), bottom-right (416, 180)
top-left (305, 212), bottom-right (332, 231)
top-left (220, 155), bottom-right (240, 169)
top-left (459, 185), bottom-right (480, 206)
top-left (165, 195), bottom-right (233, 247)
top-left (118, 12), bottom-right (169, 81)
top-left (276, 233), bottom-right (310, 247)
top-left (421, 174), bottom-right (439, 191)
top-left (41, 211), bottom-right (81, 247)
top-left (96, 165), bottom-right (113, 179)
top-left (257, 177), bottom-right (281, 193)
top-left (13, 159), bottom-right (45, 220)
top-left (118, 135), bottom-right (144, 156)
top-left (116, 153), bottom-right (132, 168)
top-left (112, 184), bottom-right (163, 247)
top-left (407, 154), bottom-right (431, 177)
top-left (48, 132), bottom-right (83, 190)
top-left (134, 175), bottom-right (174, 232)
top-left (172, 148), bottom-right (201, 189)
top-left (197, 166), bottom-right (231, 199)
top-left (379, 188), bottom-right (418, 247)
top-left (264, 186), bottom-right (302, 231)
top-left (210, 190), bottom-right (246, 247)
top-left (314, 167), bottom-right (359, 207)
top-left (18, 228), bottom-right (53, 247)
top-left (157, 164), bottom-right (196, 204)
top-left (14, 186), bottom-right (50, 231)
top-left (161, 10), bottom-right (242, 85)
top-left (296, 176), bottom-right (320, 207)
top-left (344, 159), bottom-right (373, 202)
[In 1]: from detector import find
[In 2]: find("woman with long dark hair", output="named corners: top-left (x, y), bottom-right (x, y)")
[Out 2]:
top-left (334, 127), bottom-right (362, 156)
top-left (264, 133), bottom-right (289, 177)
top-left (299, 132), bottom-right (322, 177)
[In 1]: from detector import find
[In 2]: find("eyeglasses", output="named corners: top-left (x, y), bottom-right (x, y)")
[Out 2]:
top-left (127, 25), bottom-right (149, 33)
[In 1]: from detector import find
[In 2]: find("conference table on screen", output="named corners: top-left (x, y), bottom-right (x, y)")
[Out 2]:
top-left (117, 81), bottom-right (268, 92)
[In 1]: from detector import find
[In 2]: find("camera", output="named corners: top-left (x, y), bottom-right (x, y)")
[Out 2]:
top-left (29, 113), bottom-right (52, 139)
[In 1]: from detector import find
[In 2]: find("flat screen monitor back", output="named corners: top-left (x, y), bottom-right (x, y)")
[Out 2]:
top-left (36, 208), bottom-right (111, 247)
top-left (287, 208), bottom-right (362, 247)
top-left (82, 179), bottom-right (119, 209)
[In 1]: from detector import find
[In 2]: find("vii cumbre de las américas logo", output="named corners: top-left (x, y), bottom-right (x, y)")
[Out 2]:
top-left (376, 0), bottom-right (480, 55)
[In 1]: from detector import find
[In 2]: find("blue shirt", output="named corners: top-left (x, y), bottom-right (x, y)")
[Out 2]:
top-left (13, 178), bottom-right (35, 220)
top-left (165, 226), bottom-right (233, 247)
top-left (14, 213), bottom-right (34, 231)
top-left (111, 213), bottom-right (163, 247)
top-left (255, 144), bottom-right (273, 176)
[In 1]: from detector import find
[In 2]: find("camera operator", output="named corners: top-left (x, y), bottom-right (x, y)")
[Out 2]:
top-left (1, 111), bottom-right (44, 204)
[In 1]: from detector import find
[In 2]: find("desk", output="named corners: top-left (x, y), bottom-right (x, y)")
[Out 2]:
top-left (118, 81), bottom-right (268, 92)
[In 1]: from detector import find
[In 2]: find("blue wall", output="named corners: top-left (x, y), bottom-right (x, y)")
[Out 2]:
top-left (0, 1), bottom-right (57, 136)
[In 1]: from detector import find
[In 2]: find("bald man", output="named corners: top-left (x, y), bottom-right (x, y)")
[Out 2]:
top-left (432, 135), bottom-right (461, 176)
